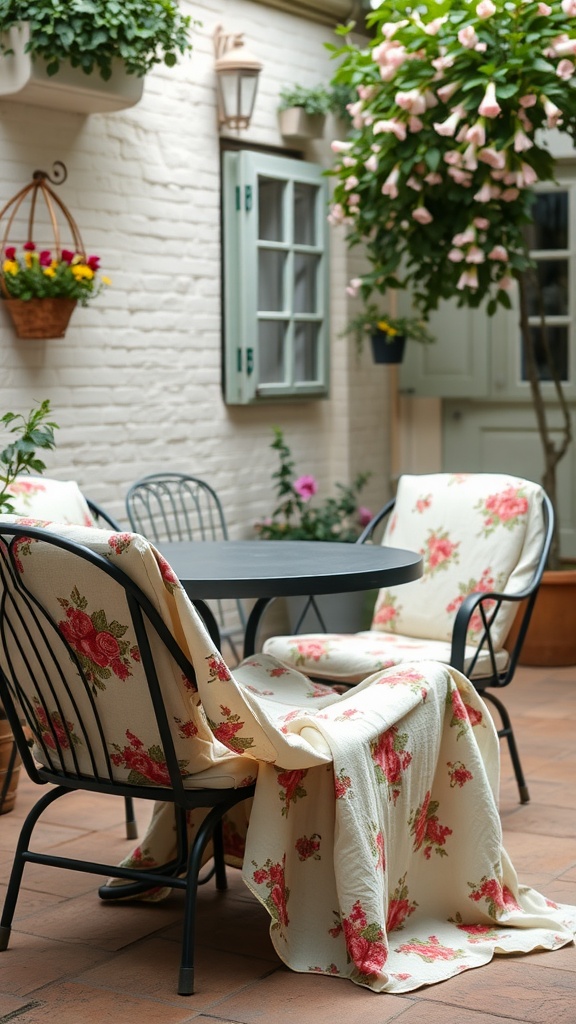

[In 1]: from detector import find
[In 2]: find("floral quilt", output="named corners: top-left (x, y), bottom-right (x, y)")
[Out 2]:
top-left (1, 516), bottom-right (574, 994)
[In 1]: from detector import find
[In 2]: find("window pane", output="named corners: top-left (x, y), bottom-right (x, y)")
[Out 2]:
top-left (521, 325), bottom-right (569, 382)
top-left (294, 253), bottom-right (319, 313)
top-left (258, 249), bottom-right (286, 311)
top-left (525, 192), bottom-right (568, 250)
top-left (258, 177), bottom-right (284, 242)
top-left (294, 183), bottom-right (318, 245)
top-left (526, 260), bottom-right (569, 316)
top-left (258, 320), bottom-right (286, 383)
top-left (294, 322), bottom-right (319, 381)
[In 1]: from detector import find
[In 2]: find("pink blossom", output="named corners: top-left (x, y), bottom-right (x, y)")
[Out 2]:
top-left (458, 25), bottom-right (478, 47)
top-left (434, 104), bottom-right (466, 137)
top-left (424, 16), bottom-right (446, 34)
top-left (448, 167), bottom-right (473, 186)
top-left (539, 1), bottom-right (552, 11)
top-left (557, 58), bottom-right (575, 78)
top-left (395, 88), bottom-right (426, 114)
top-left (501, 187), bottom-right (520, 201)
top-left (293, 475), bottom-right (317, 501)
top-left (452, 228), bottom-right (476, 246)
top-left (462, 144), bottom-right (478, 170)
top-left (364, 153), bottom-right (378, 173)
top-left (331, 140), bottom-right (353, 153)
top-left (475, 41), bottom-right (487, 52)
top-left (518, 108), bottom-right (533, 131)
top-left (542, 96), bottom-right (563, 127)
top-left (474, 182), bottom-right (493, 202)
top-left (346, 277), bottom-right (363, 297)
top-left (473, 217), bottom-right (489, 229)
top-left (444, 150), bottom-right (463, 166)
top-left (358, 84), bottom-right (378, 101)
top-left (448, 248), bottom-right (465, 262)
top-left (412, 205), bottom-right (433, 224)
top-left (550, 36), bottom-right (576, 57)
top-left (408, 115), bottom-right (424, 132)
top-left (327, 204), bottom-right (346, 225)
top-left (499, 275), bottom-right (514, 290)
top-left (465, 246), bottom-right (485, 264)
top-left (519, 94), bottom-right (537, 108)
top-left (432, 54), bottom-right (455, 72)
top-left (406, 175), bottom-right (422, 191)
top-left (465, 120), bottom-right (486, 146)
top-left (562, 0), bottom-right (576, 13)
top-left (512, 128), bottom-right (533, 153)
top-left (358, 506), bottom-right (373, 527)
top-left (424, 171), bottom-right (443, 185)
top-left (478, 81), bottom-right (501, 118)
top-left (342, 156), bottom-right (356, 168)
top-left (381, 165), bottom-right (400, 198)
top-left (436, 81), bottom-right (460, 103)
top-left (423, 89), bottom-right (439, 109)
top-left (344, 175), bottom-right (359, 191)
top-left (517, 162), bottom-right (538, 186)
top-left (373, 118), bottom-right (407, 140)
top-left (476, 0), bottom-right (496, 15)
top-left (457, 267), bottom-right (479, 290)
top-left (478, 146), bottom-right (506, 169)
top-left (488, 245), bottom-right (508, 261)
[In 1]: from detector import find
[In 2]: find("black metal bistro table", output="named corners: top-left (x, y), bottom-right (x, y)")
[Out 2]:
top-left (157, 539), bottom-right (423, 658)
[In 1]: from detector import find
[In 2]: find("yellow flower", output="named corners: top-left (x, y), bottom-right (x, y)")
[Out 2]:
top-left (43, 267), bottom-right (56, 278)
top-left (101, 275), bottom-right (112, 286)
top-left (377, 319), bottom-right (398, 336)
top-left (71, 264), bottom-right (94, 281)
top-left (24, 252), bottom-right (35, 269)
top-left (2, 259), bottom-right (19, 275)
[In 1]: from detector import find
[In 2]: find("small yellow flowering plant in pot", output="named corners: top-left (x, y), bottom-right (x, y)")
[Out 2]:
top-left (1, 242), bottom-right (110, 339)
top-left (345, 302), bottom-right (435, 363)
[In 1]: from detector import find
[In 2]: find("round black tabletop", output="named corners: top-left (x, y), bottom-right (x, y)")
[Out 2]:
top-left (158, 539), bottom-right (422, 600)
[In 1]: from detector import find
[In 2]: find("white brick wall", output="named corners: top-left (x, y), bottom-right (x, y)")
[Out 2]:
top-left (0, 0), bottom-right (392, 534)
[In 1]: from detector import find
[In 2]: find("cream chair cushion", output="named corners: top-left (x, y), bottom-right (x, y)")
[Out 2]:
top-left (6, 476), bottom-right (96, 526)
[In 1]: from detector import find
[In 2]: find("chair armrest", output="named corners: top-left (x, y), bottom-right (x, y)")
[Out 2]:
top-left (450, 587), bottom-right (536, 679)
top-left (357, 497), bottom-right (395, 544)
top-left (86, 499), bottom-right (122, 531)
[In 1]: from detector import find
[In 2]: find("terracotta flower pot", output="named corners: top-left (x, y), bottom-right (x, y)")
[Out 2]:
top-left (507, 569), bottom-right (576, 667)
top-left (0, 716), bottom-right (21, 815)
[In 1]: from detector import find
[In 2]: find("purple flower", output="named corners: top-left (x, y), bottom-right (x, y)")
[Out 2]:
top-left (358, 506), bottom-right (373, 527)
top-left (293, 475), bottom-right (318, 501)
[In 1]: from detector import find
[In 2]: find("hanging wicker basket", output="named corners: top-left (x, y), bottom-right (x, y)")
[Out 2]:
top-left (0, 162), bottom-right (85, 340)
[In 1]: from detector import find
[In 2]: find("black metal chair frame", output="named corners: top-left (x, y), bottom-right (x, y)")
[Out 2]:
top-left (356, 491), bottom-right (555, 804)
top-left (125, 473), bottom-right (246, 662)
top-left (0, 523), bottom-right (255, 996)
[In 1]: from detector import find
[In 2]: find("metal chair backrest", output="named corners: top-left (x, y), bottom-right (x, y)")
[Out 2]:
top-left (126, 473), bottom-right (229, 544)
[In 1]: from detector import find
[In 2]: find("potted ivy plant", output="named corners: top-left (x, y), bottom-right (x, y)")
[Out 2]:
top-left (0, 398), bottom-right (58, 812)
top-left (327, 0), bottom-right (576, 659)
top-left (344, 303), bottom-right (435, 363)
top-left (278, 83), bottom-right (332, 141)
top-left (0, 0), bottom-right (194, 113)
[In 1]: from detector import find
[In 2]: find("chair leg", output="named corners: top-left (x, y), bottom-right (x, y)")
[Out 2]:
top-left (481, 690), bottom-right (530, 804)
top-left (124, 796), bottom-right (138, 840)
top-left (212, 819), bottom-right (227, 891)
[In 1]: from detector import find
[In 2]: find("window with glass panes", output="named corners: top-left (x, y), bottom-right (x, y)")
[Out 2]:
top-left (222, 150), bottom-right (329, 404)
top-left (522, 188), bottom-right (572, 383)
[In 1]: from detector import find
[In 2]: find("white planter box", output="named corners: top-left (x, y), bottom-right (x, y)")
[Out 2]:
top-left (0, 24), bottom-right (144, 113)
top-left (278, 107), bottom-right (326, 142)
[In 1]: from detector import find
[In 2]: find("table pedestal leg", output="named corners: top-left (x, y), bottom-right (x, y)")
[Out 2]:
top-left (243, 597), bottom-right (273, 658)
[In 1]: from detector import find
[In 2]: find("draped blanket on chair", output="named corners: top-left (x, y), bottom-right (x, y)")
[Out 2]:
top-left (5, 518), bottom-right (573, 993)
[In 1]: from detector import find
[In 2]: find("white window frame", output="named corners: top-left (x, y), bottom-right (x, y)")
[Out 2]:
top-left (222, 150), bottom-right (330, 405)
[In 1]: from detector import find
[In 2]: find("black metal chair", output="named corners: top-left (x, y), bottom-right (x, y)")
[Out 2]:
top-left (264, 474), bottom-right (554, 804)
top-left (126, 473), bottom-right (246, 662)
top-left (0, 522), bottom-right (255, 996)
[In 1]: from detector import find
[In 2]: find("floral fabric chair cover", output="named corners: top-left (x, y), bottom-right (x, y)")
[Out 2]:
top-left (263, 473), bottom-right (546, 684)
top-left (1, 516), bottom-right (574, 994)
top-left (5, 475), bottom-right (96, 527)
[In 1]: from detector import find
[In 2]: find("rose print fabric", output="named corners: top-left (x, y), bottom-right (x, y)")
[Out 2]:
top-left (1, 516), bottom-right (574, 994)
top-left (263, 473), bottom-right (546, 683)
top-left (6, 476), bottom-right (97, 527)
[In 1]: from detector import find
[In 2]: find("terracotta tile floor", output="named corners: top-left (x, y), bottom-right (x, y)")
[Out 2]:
top-left (1, 665), bottom-right (575, 1023)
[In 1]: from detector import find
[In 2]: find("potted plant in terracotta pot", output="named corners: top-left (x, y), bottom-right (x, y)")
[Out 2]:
top-left (0, 0), bottom-right (194, 113)
top-left (278, 83), bottom-right (333, 141)
top-left (255, 427), bottom-right (373, 632)
top-left (0, 398), bottom-right (58, 811)
top-left (327, 0), bottom-right (576, 662)
top-left (345, 302), bottom-right (435, 363)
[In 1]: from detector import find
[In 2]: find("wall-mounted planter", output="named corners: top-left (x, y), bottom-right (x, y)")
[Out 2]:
top-left (279, 106), bottom-right (326, 142)
top-left (0, 25), bottom-right (144, 113)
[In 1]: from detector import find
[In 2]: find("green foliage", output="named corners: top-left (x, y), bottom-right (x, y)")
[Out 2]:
top-left (0, 0), bottom-right (195, 79)
top-left (0, 400), bottom-right (58, 515)
top-left (328, 0), bottom-right (576, 316)
top-left (279, 83), bottom-right (332, 115)
top-left (255, 427), bottom-right (371, 542)
top-left (1, 245), bottom-right (108, 306)
top-left (345, 303), bottom-right (435, 354)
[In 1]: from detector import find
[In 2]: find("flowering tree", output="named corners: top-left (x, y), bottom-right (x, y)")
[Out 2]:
top-left (328, 0), bottom-right (576, 566)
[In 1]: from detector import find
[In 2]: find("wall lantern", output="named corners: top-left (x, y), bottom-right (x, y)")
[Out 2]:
top-left (213, 25), bottom-right (262, 131)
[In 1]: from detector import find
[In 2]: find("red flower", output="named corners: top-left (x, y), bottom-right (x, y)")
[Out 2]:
top-left (412, 791), bottom-right (431, 849)
top-left (61, 249), bottom-right (75, 263)
top-left (23, 240), bottom-right (36, 251)
top-left (39, 250), bottom-right (52, 266)
top-left (5, 246), bottom-right (15, 260)
top-left (212, 720), bottom-right (243, 744)
top-left (372, 727), bottom-right (412, 785)
top-left (60, 607), bottom-right (94, 642)
top-left (277, 768), bottom-right (307, 805)
top-left (87, 254), bottom-right (101, 270)
top-left (386, 898), bottom-right (413, 933)
top-left (485, 487), bottom-right (528, 523)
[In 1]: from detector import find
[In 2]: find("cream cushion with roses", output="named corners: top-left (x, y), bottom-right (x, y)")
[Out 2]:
top-left (6, 475), bottom-right (96, 527)
top-left (263, 473), bottom-right (546, 684)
